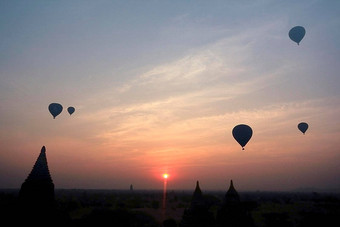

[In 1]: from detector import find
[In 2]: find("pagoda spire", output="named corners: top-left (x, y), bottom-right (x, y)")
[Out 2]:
top-left (19, 146), bottom-right (55, 207)
top-left (225, 179), bottom-right (240, 203)
top-left (180, 181), bottom-right (215, 226)
top-left (217, 180), bottom-right (254, 226)
top-left (24, 146), bottom-right (53, 184)
top-left (189, 181), bottom-right (205, 210)
top-left (193, 181), bottom-right (202, 198)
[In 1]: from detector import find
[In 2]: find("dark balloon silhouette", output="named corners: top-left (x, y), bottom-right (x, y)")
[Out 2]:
top-left (289, 26), bottom-right (306, 45)
top-left (298, 122), bottom-right (308, 135)
top-left (67, 107), bottom-right (75, 115)
top-left (48, 103), bottom-right (63, 119)
top-left (232, 124), bottom-right (253, 150)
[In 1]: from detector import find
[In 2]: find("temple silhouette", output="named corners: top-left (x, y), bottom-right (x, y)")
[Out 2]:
top-left (216, 180), bottom-right (254, 227)
top-left (18, 146), bottom-right (68, 224)
top-left (180, 180), bottom-right (254, 227)
top-left (19, 146), bottom-right (55, 207)
top-left (14, 146), bottom-right (254, 226)
top-left (1, 146), bottom-right (335, 226)
top-left (0, 146), bottom-right (336, 226)
top-left (179, 181), bottom-right (214, 227)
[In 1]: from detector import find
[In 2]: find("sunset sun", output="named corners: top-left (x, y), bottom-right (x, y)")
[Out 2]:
top-left (163, 174), bottom-right (169, 179)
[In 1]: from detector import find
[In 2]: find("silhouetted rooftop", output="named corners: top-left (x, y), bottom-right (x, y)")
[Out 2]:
top-left (225, 180), bottom-right (240, 203)
top-left (24, 146), bottom-right (53, 184)
top-left (193, 181), bottom-right (202, 198)
top-left (19, 146), bottom-right (55, 209)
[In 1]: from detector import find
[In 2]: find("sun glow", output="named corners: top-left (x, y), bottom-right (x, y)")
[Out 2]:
top-left (162, 173), bottom-right (169, 219)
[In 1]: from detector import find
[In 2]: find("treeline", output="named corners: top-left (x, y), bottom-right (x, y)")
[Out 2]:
top-left (0, 189), bottom-right (339, 227)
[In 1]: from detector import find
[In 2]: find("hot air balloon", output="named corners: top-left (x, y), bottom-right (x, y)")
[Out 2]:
top-left (298, 122), bottom-right (308, 135)
top-left (67, 107), bottom-right (75, 115)
top-left (232, 124), bottom-right (253, 150)
top-left (48, 103), bottom-right (63, 119)
top-left (289, 26), bottom-right (306, 45)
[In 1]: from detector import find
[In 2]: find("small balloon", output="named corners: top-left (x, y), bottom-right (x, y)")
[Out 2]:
top-left (298, 122), bottom-right (308, 135)
top-left (289, 26), bottom-right (306, 45)
top-left (67, 107), bottom-right (75, 115)
top-left (232, 124), bottom-right (253, 150)
top-left (48, 103), bottom-right (63, 119)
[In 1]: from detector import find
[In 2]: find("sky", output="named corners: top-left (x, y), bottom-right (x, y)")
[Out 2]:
top-left (0, 0), bottom-right (339, 191)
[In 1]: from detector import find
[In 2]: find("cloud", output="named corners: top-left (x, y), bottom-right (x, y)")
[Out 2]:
top-left (77, 19), bottom-right (336, 150)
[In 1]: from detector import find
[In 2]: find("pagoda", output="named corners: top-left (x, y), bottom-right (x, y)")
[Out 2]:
top-left (216, 180), bottom-right (254, 227)
top-left (190, 181), bottom-right (204, 209)
top-left (225, 180), bottom-right (240, 203)
top-left (19, 146), bottom-right (55, 208)
top-left (180, 181), bottom-right (215, 227)
top-left (16, 146), bottom-right (72, 224)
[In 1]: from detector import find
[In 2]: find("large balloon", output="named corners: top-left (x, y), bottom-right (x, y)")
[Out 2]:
top-left (48, 103), bottom-right (63, 119)
top-left (232, 124), bottom-right (253, 150)
top-left (298, 122), bottom-right (308, 135)
top-left (289, 26), bottom-right (306, 45)
top-left (67, 107), bottom-right (75, 115)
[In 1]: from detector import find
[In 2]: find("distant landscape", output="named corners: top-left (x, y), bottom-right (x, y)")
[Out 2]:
top-left (1, 188), bottom-right (339, 226)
